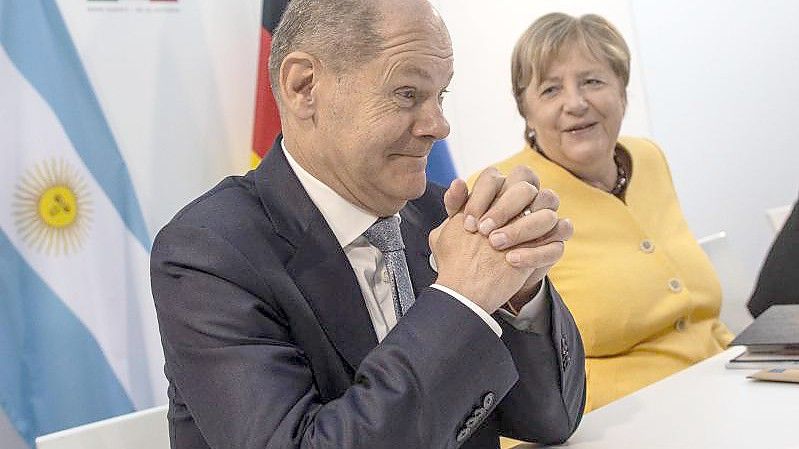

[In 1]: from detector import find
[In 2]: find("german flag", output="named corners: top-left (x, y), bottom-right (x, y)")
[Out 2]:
top-left (251, 0), bottom-right (290, 168)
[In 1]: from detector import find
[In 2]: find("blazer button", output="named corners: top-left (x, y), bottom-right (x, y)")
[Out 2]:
top-left (456, 427), bottom-right (470, 443)
top-left (674, 317), bottom-right (688, 332)
top-left (640, 239), bottom-right (655, 253)
top-left (668, 278), bottom-right (683, 293)
top-left (482, 392), bottom-right (495, 409)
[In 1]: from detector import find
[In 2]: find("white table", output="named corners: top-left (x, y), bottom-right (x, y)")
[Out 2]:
top-left (518, 347), bottom-right (799, 449)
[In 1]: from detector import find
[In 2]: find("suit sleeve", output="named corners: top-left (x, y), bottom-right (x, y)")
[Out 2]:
top-left (494, 281), bottom-right (586, 445)
top-left (151, 223), bottom-right (521, 449)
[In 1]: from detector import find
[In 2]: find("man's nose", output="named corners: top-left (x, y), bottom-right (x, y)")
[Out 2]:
top-left (413, 101), bottom-right (450, 140)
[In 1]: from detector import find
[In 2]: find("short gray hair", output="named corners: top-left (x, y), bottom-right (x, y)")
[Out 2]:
top-left (268, 0), bottom-right (384, 102)
top-left (511, 13), bottom-right (630, 118)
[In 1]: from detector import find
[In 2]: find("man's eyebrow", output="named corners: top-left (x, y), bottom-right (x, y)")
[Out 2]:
top-left (390, 65), bottom-right (433, 81)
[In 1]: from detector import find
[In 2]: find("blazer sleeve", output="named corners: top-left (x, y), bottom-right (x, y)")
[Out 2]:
top-left (151, 223), bottom-right (521, 449)
top-left (748, 200), bottom-right (799, 317)
top-left (494, 281), bottom-right (586, 445)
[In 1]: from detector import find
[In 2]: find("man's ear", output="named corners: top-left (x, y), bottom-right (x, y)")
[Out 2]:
top-left (279, 51), bottom-right (319, 120)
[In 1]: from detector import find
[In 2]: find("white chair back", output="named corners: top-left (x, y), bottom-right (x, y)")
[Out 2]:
top-left (697, 230), bottom-right (752, 334)
top-left (766, 204), bottom-right (793, 234)
top-left (35, 405), bottom-right (168, 449)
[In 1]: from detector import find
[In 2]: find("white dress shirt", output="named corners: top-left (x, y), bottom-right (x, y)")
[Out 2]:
top-left (282, 144), bottom-right (548, 341)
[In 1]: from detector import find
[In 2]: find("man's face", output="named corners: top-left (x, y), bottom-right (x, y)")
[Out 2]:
top-left (312, 5), bottom-right (453, 216)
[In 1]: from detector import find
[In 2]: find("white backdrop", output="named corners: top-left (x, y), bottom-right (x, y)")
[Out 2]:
top-left (4, 1), bottom-right (797, 447)
top-left (59, 0), bottom-right (260, 238)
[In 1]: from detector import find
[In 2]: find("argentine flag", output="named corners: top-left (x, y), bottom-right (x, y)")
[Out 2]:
top-left (0, 1), bottom-right (166, 447)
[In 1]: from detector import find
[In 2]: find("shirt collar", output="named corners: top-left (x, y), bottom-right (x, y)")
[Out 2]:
top-left (282, 140), bottom-right (388, 248)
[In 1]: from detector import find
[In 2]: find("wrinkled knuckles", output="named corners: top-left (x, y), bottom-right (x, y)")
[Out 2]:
top-left (535, 188), bottom-right (560, 211)
top-left (508, 165), bottom-right (540, 187)
top-left (557, 218), bottom-right (574, 241)
top-left (516, 181), bottom-right (540, 202)
top-left (543, 241), bottom-right (566, 265)
top-left (532, 209), bottom-right (559, 233)
top-left (486, 182), bottom-right (539, 226)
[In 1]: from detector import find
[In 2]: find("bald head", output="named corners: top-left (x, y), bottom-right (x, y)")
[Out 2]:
top-left (268, 0), bottom-right (447, 105)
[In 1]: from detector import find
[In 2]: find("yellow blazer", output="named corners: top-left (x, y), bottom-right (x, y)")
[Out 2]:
top-left (475, 137), bottom-right (733, 412)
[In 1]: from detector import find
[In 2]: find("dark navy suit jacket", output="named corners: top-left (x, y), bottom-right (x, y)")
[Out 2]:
top-left (150, 138), bottom-right (586, 449)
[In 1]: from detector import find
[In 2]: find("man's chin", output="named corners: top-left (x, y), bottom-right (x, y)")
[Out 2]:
top-left (407, 172), bottom-right (430, 199)
top-left (389, 181), bottom-right (427, 212)
top-left (370, 172), bottom-right (429, 213)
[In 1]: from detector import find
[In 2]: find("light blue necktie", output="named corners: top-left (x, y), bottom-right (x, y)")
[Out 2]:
top-left (363, 216), bottom-right (415, 319)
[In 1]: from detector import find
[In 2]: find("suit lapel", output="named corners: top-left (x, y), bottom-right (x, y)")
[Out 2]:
top-left (286, 218), bottom-right (379, 372)
top-left (253, 138), bottom-right (378, 372)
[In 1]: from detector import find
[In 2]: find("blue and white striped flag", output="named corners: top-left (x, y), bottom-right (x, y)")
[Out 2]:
top-left (0, 1), bottom-right (165, 447)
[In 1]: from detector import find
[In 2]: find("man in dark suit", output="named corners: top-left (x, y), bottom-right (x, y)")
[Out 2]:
top-left (150, 0), bottom-right (586, 448)
top-left (748, 200), bottom-right (799, 318)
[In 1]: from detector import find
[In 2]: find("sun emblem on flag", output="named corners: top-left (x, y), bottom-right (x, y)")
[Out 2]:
top-left (13, 159), bottom-right (93, 255)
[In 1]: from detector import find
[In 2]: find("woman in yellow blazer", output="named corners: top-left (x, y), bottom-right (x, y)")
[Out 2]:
top-left (473, 13), bottom-right (733, 413)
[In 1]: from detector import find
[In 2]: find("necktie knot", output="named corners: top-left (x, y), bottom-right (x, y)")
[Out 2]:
top-left (363, 216), bottom-right (404, 253)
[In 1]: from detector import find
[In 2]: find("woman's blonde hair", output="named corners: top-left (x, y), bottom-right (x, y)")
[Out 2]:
top-left (511, 13), bottom-right (630, 130)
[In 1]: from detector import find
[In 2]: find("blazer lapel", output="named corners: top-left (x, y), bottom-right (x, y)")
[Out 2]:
top-left (286, 218), bottom-right (378, 372)
top-left (253, 138), bottom-right (378, 372)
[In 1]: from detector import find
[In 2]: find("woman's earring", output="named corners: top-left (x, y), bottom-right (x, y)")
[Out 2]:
top-left (526, 128), bottom-right (536, 146)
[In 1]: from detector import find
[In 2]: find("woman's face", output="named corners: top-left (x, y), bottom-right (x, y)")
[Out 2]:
top-left (522, 44), bottom-right (626, 174)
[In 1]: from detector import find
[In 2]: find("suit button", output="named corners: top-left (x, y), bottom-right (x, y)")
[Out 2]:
top-left (674, 317), bottom-right (688, 332)
top-left (482, 392), bottom-right (495, 409)
top-left (640, 239), bottom-right (655, 253)
top-left (456, 427), bottom-right (470, 443)
top-left (466, 415), bottom-right (481, 429)
top-left (668, 278), bottom-right (683, 293)
top-left (471, 407), bottom-right (486, 421)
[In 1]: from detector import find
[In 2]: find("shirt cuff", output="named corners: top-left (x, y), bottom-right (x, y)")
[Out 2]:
top-left (495, 279), bottom-right (552, 334)
top-left (430, 284), bottom-right (503, 337)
